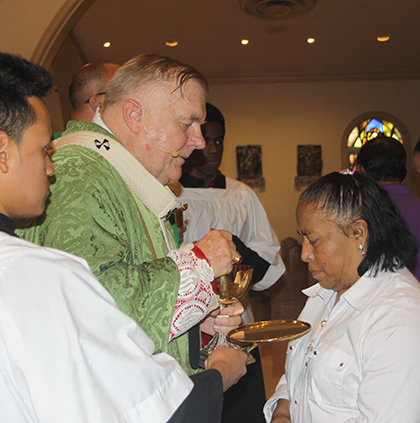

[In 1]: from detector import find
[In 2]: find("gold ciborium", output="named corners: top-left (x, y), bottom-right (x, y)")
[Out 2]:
top-left (199, 265), bottom-right (253, 368)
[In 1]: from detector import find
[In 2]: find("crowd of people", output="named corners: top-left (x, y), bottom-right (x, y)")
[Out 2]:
top-left (1, 50), bottom-right (420, 423)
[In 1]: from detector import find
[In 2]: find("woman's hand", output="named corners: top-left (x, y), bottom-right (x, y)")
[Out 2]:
top-left (271, 399), bottom-right (291, 423)
top-left (200, 301), bottom-right (244, 336)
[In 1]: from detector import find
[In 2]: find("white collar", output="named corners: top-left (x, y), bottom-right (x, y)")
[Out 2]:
top-left (54, 130), bottom-right (183, 223)
top-left (92, 110), bottom-right (114, 136)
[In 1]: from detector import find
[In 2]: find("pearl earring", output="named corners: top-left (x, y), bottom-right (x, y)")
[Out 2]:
top-left (359, 244), bottom-right (366, 258)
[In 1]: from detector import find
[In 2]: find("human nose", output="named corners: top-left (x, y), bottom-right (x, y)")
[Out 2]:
top-left (188, 125), bottom-right (206, 149)
top-left (206, 140), bottom-right (217, 154)
top-left (300, 239), bottom-right (313, 263)
top-left (46, 155), bottom-right (55, 176)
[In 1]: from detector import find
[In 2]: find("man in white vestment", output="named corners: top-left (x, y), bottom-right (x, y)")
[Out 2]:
top-left (0, 52), bottom-right (246, 423)
top-left (179, 103), bottom-right (285, 313)
top-left (177, 103), bottom-right (285, 423)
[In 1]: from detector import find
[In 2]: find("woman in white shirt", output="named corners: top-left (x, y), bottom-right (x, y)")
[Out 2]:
top-left (264, 171), bottom-right (420, 423)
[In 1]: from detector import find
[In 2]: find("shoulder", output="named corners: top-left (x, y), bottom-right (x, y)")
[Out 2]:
top-left (369, 269), bottom-right (420, 322)
top-left (226, 177), bottom-right (249, 190)
top-left (225, 177), bottom-right (264, 205)
top-left (0, 233), bottom-right (115, 305)
top-left (225, 177), bottom-right (253, 195)
top-left (386, 268), bottom-right (420, 298)
top-left (385, 184), bottom-right (420, 206)
top-left (0, 232), bottom-right (90, 273)
top-left (62, 120), bottom-right (113, 138)
top-left (51, 142), bottom-right (130, 199)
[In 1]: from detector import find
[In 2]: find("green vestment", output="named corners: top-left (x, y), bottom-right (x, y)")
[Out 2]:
top-left (18, 120), bottom-right (196, 374)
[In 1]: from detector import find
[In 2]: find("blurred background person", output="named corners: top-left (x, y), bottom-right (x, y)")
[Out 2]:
top-left (179, 103), bottom-right (285, 318)
top-left (357, 135), bottom-right (420, 280)
top-left (54, 60), bottom-right (120, 139)
top-left (69, 60), bottom-right (120, 122)
top-left (414, 138), bottom-right (420, 174)
top-left (264, 171), bottom-right (420, 422)
top-left (176, 103), bottom-right (285, 423)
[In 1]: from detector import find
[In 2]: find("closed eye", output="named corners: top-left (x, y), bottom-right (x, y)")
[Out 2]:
top-left (308, 238), bottom-right (318, 246)
top-left (181, 122), bottom-right (193, 130)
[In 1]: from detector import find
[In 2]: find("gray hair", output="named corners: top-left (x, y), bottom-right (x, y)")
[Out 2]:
top-left (104, 53), bottom-right (208, 107)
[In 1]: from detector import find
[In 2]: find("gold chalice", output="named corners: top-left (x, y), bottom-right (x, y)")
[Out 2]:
top-left (199, 265), bottom-right (253, 368)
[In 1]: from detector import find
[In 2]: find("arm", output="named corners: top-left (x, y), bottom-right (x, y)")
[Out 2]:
top-left (0, 243), bottom-right (194, 423)
top-left (270, 400), bottom-right (291, 423)
top-left (19, 148), bottom-right (236, 358)
top-left (204, 345), bottom-right (247, 391)
top-left (264, 374), bottom-right (290, 423)
top-left (168, 370), bottom-right (223, 423)
top-left (169, 346), bottom-right (247, 423)
top-left (233, 235), bottom-right (270, 284)
top-left (18, 148), bottom-right (180, 354)
top-left (351, 294), bottom-right (420, 422)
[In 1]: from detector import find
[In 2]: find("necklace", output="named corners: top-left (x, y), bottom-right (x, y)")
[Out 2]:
top-left (306, 292), bottom-right (336, 354)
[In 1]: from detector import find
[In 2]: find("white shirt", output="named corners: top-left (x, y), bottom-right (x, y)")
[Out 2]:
top-left (0, 232), bottom-right (193, 423)
top-left (178, 177), bottom-right (285, 291)
top-left (264, 268), bottom-right (420, 423)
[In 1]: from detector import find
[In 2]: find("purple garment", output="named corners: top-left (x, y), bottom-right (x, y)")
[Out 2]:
top-left (382, 184), bottom-right (420, 281)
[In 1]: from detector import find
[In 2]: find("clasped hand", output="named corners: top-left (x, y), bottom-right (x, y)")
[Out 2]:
top-left (200, 301), bottom-right (244, 336)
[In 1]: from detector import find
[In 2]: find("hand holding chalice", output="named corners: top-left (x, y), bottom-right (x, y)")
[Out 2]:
top-left (199, 264), bottom-right (254, 368)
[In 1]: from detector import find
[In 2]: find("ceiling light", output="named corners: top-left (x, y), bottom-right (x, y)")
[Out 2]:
top-left (165, 40), bottom-right (178, 47)
top-left (377, 36), bottom-right (390, 42)
top-left (307, 38), bottom-right (315, 44)
top-left (241, 39), bottom-right (249, 45)
top-left (103, 42), bottom-right (111, 48)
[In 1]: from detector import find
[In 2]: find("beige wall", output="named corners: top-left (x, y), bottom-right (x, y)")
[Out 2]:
top-left (0, 0), bottom-right (94, 68)
top-left (0, 0), bottom-right (67, 59)
top-left (0, 0), bottom-right (92, 133)
top-left (208, 79), bottom-right (420, 242)
top-left (2, 0), bottom-right (420, 245)
top-left (50, 34), bottom-right (86, 128)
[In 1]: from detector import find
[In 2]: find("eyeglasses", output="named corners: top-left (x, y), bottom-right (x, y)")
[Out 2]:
top-left (83, 92), bottom-right (107, 104)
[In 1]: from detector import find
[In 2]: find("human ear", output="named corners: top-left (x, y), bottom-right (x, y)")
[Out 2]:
top-left (352, 219), bottom-right (368, 245)
top-left (0, 132), bottom-right (12, 174)
top-left (89, 94), bottom-right (104, 113)
top-left (123, 100), bottom-right (144, 134)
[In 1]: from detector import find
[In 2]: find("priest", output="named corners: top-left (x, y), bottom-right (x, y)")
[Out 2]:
top-left (0, 51), bottom-right (246, 423)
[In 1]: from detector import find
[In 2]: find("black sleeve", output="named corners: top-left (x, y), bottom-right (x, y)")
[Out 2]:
top-left (232, 235), bottom-right (270, 285)
top-left (167, 369), bottom-right (224, 423)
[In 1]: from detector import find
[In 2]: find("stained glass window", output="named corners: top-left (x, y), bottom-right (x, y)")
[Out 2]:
top-left (347, 117), bottom-right (403, 169)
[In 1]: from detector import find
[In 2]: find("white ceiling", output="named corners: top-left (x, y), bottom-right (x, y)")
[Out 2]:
top-left (70, 0), bottom-right (420, 83)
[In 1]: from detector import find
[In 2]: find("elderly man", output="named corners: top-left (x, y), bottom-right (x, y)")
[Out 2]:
top-left (69, 60), bottom-right (120, 121)
top-left (20, 53), bottom-right (241, 375)
top-left (1, 51), bottom-right (246, 423)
